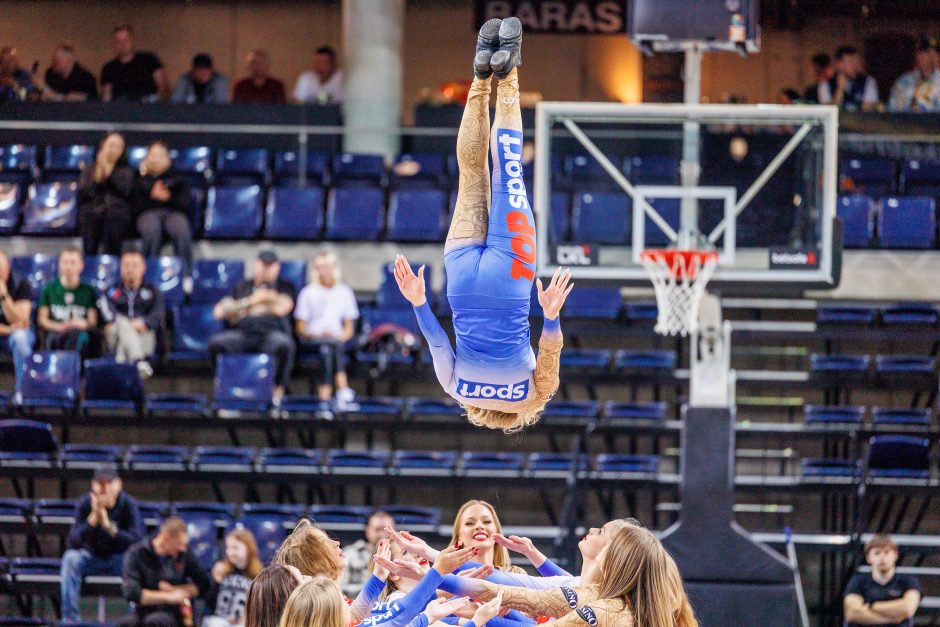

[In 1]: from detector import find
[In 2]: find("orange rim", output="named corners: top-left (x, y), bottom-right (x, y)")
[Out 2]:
top-left (641, 249), bottom-right (719, 279)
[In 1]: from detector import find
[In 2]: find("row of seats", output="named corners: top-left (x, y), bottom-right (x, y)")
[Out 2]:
top-left (841, 157), bottom-right (940, 197)
top-left (809, 353), bottom-right (937, 376)
top-left (805, 405), bottom-right (935, 426)
top-left (817, 302), bottom-right (940, 326)
top-left (803, 435), bottom-right (940, 479)
top-left (838, 195), bottom-right (938, 249)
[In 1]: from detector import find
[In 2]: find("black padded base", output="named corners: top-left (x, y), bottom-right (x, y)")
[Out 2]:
top-left (685, 580), bottom-right (799, 626)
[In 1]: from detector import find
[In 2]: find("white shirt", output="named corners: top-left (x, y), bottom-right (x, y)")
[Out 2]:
top-left (817, 75), bottom-right (879, 106)
top-left (292, 69), bottom-right (344, 104)
top-left (294, 282), bottom-right (359, 337)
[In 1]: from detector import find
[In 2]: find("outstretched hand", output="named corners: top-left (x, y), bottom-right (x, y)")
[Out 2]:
top-left (393, 255), bottom-right (427, 307)
top-left (536, 267), bottom-right (574, 320)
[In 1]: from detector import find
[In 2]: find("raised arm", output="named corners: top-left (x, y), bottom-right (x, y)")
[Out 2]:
top-left (531, 267), bottom-right (571, 405)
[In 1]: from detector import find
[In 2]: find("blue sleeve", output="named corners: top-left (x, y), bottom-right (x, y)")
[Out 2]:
top-left (490, 617), bottom-right (535, 627)
top-left (403, 615), bottom-right (429, 627)
top-left (351, 575), bottom-right (387, 622)
top-left (503, 610), bottom-right (536, 625)
top-left (414, 302), bottom-right (456, 391)
top-left (536, 558), bottom-right (571, 577)
top-left (365, 570), bottom-right (444, 627)
top-left (439, 619), bottom-right (461, 625)
top-left (542, 316), bottom-right (560, 333)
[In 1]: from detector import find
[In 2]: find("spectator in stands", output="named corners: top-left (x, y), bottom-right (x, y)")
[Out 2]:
top-left (232, 50), bottom-right (286, 104)
top-left (339, 511), bottom-right (394, 597)
top-left (78, 132), bottom-right (134, 255)
top-left (172, 53), bottom-right (229, 105)
top-left (203, 529), bottom-right (263, 627)
top-left (123, 516), bottom-right (211, 627)
top-left (101, 25), bottom-right (169, 102)
top-left (244, 564), bottom-right (305, 627)
top-left (210, 250), bottom-right (296, 403)
top-left (98, 246), bottom-right (164, 379)
top-left (818, 46), bottom-right (879, 112)
top-left (0, 46), bottom-right (36, 102)
top-left (844, 534), bottom-right (921, 627)
top-left (777, 88), bottom-right (801, 105)
top-left (294, 251), bottom-right (359, 407)
top-left (38, 246), bottom-right (99, 355)
top-left (43, 42), bottom-right (98, 101)
top-left (61, 467), bottom-right (143, 624)
top-left (134, 141), bottom-right (193, 279)
top-left (292, 46), bottom-right (343, 105)
top-left (0, 249), bottom-right (33, 396)
top-left (449, 500), bottom-right (525, 574)
top-left (888, 36), bottom-right (940, 113)
top-left (802, 52), bottom-right (834, 103)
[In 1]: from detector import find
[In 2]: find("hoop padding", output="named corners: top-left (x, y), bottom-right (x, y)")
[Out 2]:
top-left (640, 249), bottom-right (719, 337)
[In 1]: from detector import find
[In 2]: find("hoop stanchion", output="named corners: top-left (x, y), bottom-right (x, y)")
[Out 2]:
top-left (640, 249), bottom-right (719, 337)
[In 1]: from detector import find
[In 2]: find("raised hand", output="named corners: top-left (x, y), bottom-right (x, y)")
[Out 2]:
top-left (471, 590), bottom-right (503, 626)
top-left (385, 526), bottom-right (440, 562)
top-left (371, 539), bottom-right (391, 581)
top-left (457, 564), bottom-right (494, 580)
top-left (372, 555), bottom-right (426, 582)
top-left (432, 543), bottom-right (477, 575)
top-left (493, 533), bottom-right (535, 555)
top-left (536, 267), bottom-right (574, 320)
top-left (423, 596), bottom-right (471, 623)
top-left (393, 255), bottom-right (427, 307)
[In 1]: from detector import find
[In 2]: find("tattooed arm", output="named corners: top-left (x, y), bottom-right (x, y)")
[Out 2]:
top-left (532, 319), bottom-right (562, 406)
top-left (454, 581), bottom-right (597, 620)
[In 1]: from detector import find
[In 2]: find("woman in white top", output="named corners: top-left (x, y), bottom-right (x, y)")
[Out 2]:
top-left (294, 251), bottom-right (359, 407)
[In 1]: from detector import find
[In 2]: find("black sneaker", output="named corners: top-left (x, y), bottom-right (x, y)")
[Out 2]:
top-left (475, 18), bottom-right (502, 79)
top-left (490, 17), bottom-right (522, 78)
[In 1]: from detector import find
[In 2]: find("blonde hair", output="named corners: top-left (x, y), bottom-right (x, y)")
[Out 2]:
top-left (464, 406), bottom-right (543, 434)
top-left (449, 500), bottom-right (522, 573)
top-left (219, 528), bottom-right (264, 579)
top-left (314, 251), bottom-right (342, 286)
top-left (278, 577), bottom-right (345, 627)
top-left (595, 519), bottom-right (697, 627)
top-left (273, 519), bottom-right (344, 582)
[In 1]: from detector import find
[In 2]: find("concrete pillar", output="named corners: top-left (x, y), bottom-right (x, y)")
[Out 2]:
top-left (342, 0), bottom-right (404, 158)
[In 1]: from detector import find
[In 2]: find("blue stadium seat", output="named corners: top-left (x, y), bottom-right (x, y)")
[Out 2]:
top-left (138, 501), bottom-right (170, 523)
top-left (176, 505), bottom-right (231, 571)
top-left (392, 450), bottom-right (457, 474)
top-left (264, 187), bottom-right (324, 240)
top-left (644, 198), bottom-right (681, 247)
top-left (61, 444), bottom-right (123, 468)
top-left (627, 155), bottom-right (680, 184)
top-left (0, 184), bottom-right (20, 234)
top-left (278, 260), bottom-right (308, 296)
top-left (33, 499), bottom-right (75, 522)
top-left (541, 400), bottom-right (601, 421)
top-left (192, 446), bottom-right (255, 471)
top-left (170, 147), bottom-right (213, 187)
top-left (900, 159), bottom-right (940, 195)
top-left (215, 148), bottom-right (269, 186)
top-left (82, 359), bottom-right (145, 413)
top-left (359, 307), bottom-right (420, 345)
top-left (880, 302), bottom-right (939, 326)
top-left (560, 349), bottom-right (612, 370)
top-left (273, 150), bottom-right (330, 186)
top-left (614, 350), bottom-right (677, 371)
top-left (405, 397), bottom-right (462, 419)
top-left (866, 435), bottom-right (931, 479)
top-left (0, 145), bottom-right (37, 186)
top-left (43, 145), bottom-right (94, 181)
top-left (191, 259), bottom-right (244, 305)
top-left (126, 146), bottom-right (148, 169)
top-left (308, 505), bottom-right (371, 525)
top-left (871, 407), bottom-right (931, 427)
top-left (170, 304), bottom-right (222, 361)
top-left (801, 458), bottom-right (859, 477)
top-left (376, 261), bottom-right (433, 309)
top-left (841, 158), bottom-right (897, 196)
top-left (561, 287), bottom-right (622, 319)
top-left (392, 153), bottom-right (446, 188)
top-left (145, 256), bottom-right (185, 306)
top-left (258, 448), bottom-right (321, 472)
top-left (275, 395), bottom-right (331, 415)
top-left (332, 153), bottom-right (385, 186)
top-left (342, 397), bottom-right (405, 417)
top-left (9, 557), bottom-right (62, 577)
top-left (565, 154), bottom-right (616, 190)
top-left (572, 191), bottom-right (630, 244)
top-left (804, 405), bottom-right (865, 425)
top-left (21, 182), bottom-right (77, 234)
top-left (874, 354), bottom-right (936, 375)
top-left (18, 351), bottom-right (81, 411)
top-left (549, 191), bottom-right (571, 241)
top-left (240, 503), bottom-right (306, 518)
top-left (879, 196), bottom-right (935, 249)
top-left (325, 186), bottom-right (385, 240)
top-left (126, 445), bottom-right (188, 470)
top-left (326, 449), bottom-right (389, 471)
top-left (387, 189), bottom-right (447, 242)
top-left (837, 195), bottom-right (873, 248)
top-left (145, 393), bottom-right (207, 415)
top-left (204, 186), bottom-right (263, 239)
top-left (0, 420), bottom-right (58, 464)
top-left (11, 254), bottom-right (58, 302)
top-left (603, 401), bottom-right (668, 421)
top-left (461, 452), bottom-right (525, 473)
top-left (527, 453), bottom-right (588, 472)
top-left (0, 616), bottom-right (45, 627)
top-left (383, 505), bottom-right (440, 527)
top-left (624, 302), bottom-right (658, 322)
top-left (213, 353), bottom-right (275, 413)
top-left (0, 498), bottom-right (31, 524)
top-left (595, 454), bottom-right (659, 473)
top-left (81, 255), bottom-right (120, 294)
top-left (816, 305), bottom-right (877, 325)
top-left (809, 354), bottom-right (870, 375)
top-left (229, 514), bottom-right (288, 565)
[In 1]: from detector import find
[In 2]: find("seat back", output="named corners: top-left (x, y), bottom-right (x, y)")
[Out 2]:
top-left (879, 196), bottom-right (935, 249)
top-left (273, 150), bottom-right (330, 185)
top-left (22, 352), bottom-right (80, 403)
top-left (83, 359), bottom-right (145, 403)
top-left (81, 255), bottom-right (121, 294)
top-left (44, 145), bottom-right (94, 175)
top-left (213, 353), bottom-right (275, 404)
top-left (562, 287), bottom-right (622, 319)
top-left (332, 153), bottom-right (385, 185)
top-left (216, 148), bottom-right (269, 185)
top-left (191, 259), bottom-right (245, 304)
top-left (325, 186), bottom-right (385, 240)
top-left (387, 189), bottom-right (447, 242)
top-left (0, 419), bottom-right (58, 454)
top-left (229, 517), bottom-right (286, 565)
top-left (376, 261), bottom-right (432, 309)
top-left (867, 435), bottom-right (931, 477)
top-left (627, 155), bottom-right (680, 184)
top-left (0, 183), bottom-right (20, 234)
top-left (278, 260), bottom-right (308, 297)
top-left (392, 153), bottom-right (445, 187)
top-left (204, 186), bottom-right (263, 239)
top-left (144, 256), bottom-right (185, 306)
top-left (172, 304), bottom-right (223, 355)
top-left (837, 195), bottom-right (873, 248)
top-left (572, 191), bottom-right (631, 244)
top-left (841, 158), bottom-right (897, 195)
top-left (22, 182), bottom-right (77, 234)
top-left (264, 186), bottom-right (324, 240)
top-left (170, 147), bottom-right (214, 179)
top-left (11, 254), bottom-right (58, 302)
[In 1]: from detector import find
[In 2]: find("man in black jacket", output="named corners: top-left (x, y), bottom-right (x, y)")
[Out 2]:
top-left (61, 467), bottom-right (143, 623)
top-left (99, 246), bottom-right (164, 379)
top-left (123, 517), bottom-right (210, 627)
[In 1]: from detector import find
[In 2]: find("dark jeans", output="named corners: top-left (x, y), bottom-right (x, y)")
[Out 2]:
top-left (208, 329), bottom-right (295, 388)
top-left (300, 338), bottom-right (348, 385)
top-left (44, 328), bottom-right (99, 358)
top-left (80, 206), bottom-right (133, 255)
top-left (137, 209), bottom-right (193, 274)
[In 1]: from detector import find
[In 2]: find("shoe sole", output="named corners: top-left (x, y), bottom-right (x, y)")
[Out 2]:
top-left (492, 17), bottom-right (522, 77)
top-left (477, 18), bottom-right (502, 53)
top-left (498, 17), bottom-right (522, 44)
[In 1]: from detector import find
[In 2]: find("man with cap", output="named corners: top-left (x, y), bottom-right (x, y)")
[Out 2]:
top-left (209, 249), bottom-right (296, 403)
top-left (61, 466), bottom-right (143, 623)
top-left (170, 53), bottom-right (228, 104)
top-left (889, 36), bottom-right (940, 112)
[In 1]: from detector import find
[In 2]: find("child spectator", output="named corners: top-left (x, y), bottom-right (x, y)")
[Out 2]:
top-left (203, 529), bottom-right (264, 627)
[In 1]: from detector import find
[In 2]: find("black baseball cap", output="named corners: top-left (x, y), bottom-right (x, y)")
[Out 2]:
top-left (92, 465), bottom-right (119, 483)
top-left (193, 53), bottom-right (213, 69)
top-left (258, 249), bottom-right (279, 264)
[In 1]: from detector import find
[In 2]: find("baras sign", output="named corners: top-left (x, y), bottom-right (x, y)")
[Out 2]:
top-left (475, 0), bottom-right (626, 35)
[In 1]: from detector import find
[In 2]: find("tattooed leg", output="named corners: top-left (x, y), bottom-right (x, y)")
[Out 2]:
top-left (446, 76), bottom-right (492, 251)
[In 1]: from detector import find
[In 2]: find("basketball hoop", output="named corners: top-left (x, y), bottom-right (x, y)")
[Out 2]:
top-left (640, 249), bottom-right (719, 337)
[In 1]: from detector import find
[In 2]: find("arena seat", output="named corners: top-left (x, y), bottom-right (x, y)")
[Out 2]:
top-left (33, 499), bottom-right (75, 523)
top-left (874, 354), bottom-right (936, 377)
top-left (191, 259), bottom-right (245, 304)
top-left (145, 393), bottom-right (207, 416)
top-left (376, 262), bottom-right (433, 309)
top-left (0, 616), bottom-right (44, 627)
top-left (626, 155), bottom-right (680, 184)
top-left (342, 397), bottom-right (405, 418)
top-left (273, 150), bottom-right (330, 186)
top-left (212, 353), bottom-right (275, 413)
top-left (332, 153), bottom-right (385, 186)
top-left (541, 400), bottom-right (601, 421)
top-left (387, 188), bottom-right (447, 242)
top-left (816, 304), bottom-right (877, 325)
top-left (550, 191), bottom-right (571, 241)
top-left (170, 146), bottom-right (214, 187)
top-left (614, 349), bottom-right (677, 372)
top-left (565, 154), bottom-right (617, 190)
top-left (278, 260), bottom-right (308, 296)
top-left (0, 184), bottom-right (19, 234)
top-left (258, 448), bottom-right (321, 472)
top-left (170, 304), bottom-right (222, 361)
top-left (0, 499), bottom-right (30, 524)
top-left (392, 450), bottom-right (457, 474)
top-left (215, 148), bottom-right (269, 186)
top-left (275, 395), bottom-right (331, 416)
top-left (383, 505), bottom-right (440, 527)
top-left (192, 446), bottom-right (256, 472)
top-left (204, 185), bottom-right (263, 239)
top-left (357, 308), bottom-right (420, 368)
top-left (42, 145), bottom-right (94, 182)
top-left (594, 454), bottom-right (659, 474)
top-left (880, 302), bottom-right (939, 326)
top-left (327, 449), bottom-right (389, 471)
top-left (325, 186), bottom-right (385, 240)
top-left (126, 146), bottom-right (148, 169)
top-left (144, 256), bottom-right (185, 306)
top-left (405, 397), bottom-right (462, 419)
top-left (126, 445), bottom-right (188, 471)
top-left (900, 159), bottom-right (940, 196)
top-left (229, 510), bottom-right (290, 564)
top-left (264, 186), bottom-right (324, 240)
top-left (800, 458), bottom-right (859, 477)
top-left (871, 407), bottom-right (931, 427)
top-left (0, 420), bottom-right (58, 465)
top-left (0, 145), bottom-right (37, 186)
top-left (21, 182), bottom-right (77, 235)
top-left (804, 405), bottom-right (865, 425)
top-left (841, 158), bottom-right (897, 196)
top-left (82, 359), bottom-right (145, 414)
top-left (308, 505), bottom-right (371, 525)
top-left (809, 353), bottom-right (870, 375)
top-left (81, 255), bottom-right (120, 294)
top-left (9, 557), bottom-right (61, 577)
top-left (644, 197), bottom-right (682, 247)
top-left (392, 153), bottom-right (446, 188)
top-left (11, 254), bottom-right (58, 303)
top-left (61, 444), bottom-right (123, 469)
top-left (603, 401), bottom-right (668, 421)
top-left (866, 435), bottom-right (931, 479)
top-left (572, 191), bottom-right (630, 244)
top-left (138, 501), bottom-right (171, 524)
top-left (624, 301), bottom-right (658, 322)
top-left (878, 196), bottom-right (935, 249)
top-left (18, 351), bottom-right (81, 412)
top-left (461, 451), bottom-right (525, 473)
top-left (559, 349), bottom-right (612, 372)
top-left (175, 503), bottom-right (233, 571)
top-left (561, 286), bottom-right (622, 319)
top-left (837, 195), bottom-right (873, 248)
top-left (527, 452), bottom-right (589, 472)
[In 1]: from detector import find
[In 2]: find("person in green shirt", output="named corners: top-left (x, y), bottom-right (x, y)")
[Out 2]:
top-left (38, 246), bottom-right (99, 356)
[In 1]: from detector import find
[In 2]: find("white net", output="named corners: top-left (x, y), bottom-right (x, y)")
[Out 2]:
top-left (640, 250), bottom-right (718, 337)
